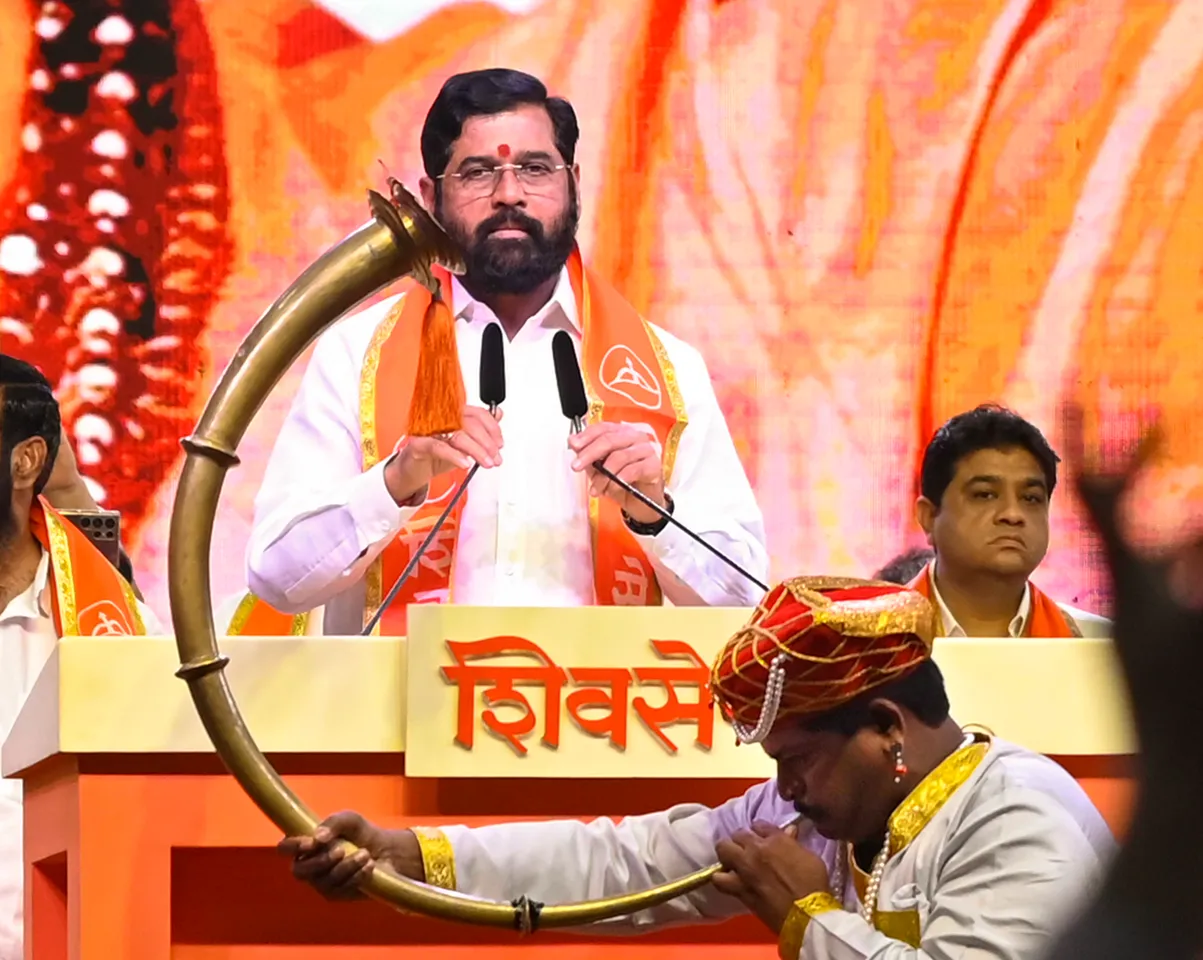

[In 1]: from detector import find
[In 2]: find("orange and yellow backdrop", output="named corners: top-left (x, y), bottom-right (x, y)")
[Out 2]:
top-left (2, 0), bottom-right (1200, 621)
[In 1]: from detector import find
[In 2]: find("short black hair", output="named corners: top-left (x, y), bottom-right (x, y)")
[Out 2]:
top-left (920, 404), bottom-right (1059, 506)
top-left (420, 68), bottom-right (580, 178)
top-left (1, 354), bottom-right (61, 495)
top-left (874, 548), bottom-right (935, 585)
top-left (803, 659), bottom-right (950, 736)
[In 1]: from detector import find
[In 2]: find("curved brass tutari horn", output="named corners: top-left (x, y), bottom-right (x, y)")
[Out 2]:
top-left (168, 185), bottom-right (723, 930)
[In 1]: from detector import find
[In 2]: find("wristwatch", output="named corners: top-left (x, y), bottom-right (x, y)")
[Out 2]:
top-left (622, 491), bottom-right (674, 536)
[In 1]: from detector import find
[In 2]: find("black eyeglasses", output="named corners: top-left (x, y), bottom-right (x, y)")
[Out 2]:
top-left (437, 161), bottom-right (567, 197)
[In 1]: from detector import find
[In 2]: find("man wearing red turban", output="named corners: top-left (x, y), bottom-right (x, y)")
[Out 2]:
top-left (280, 577), bottom-right (1111, 959)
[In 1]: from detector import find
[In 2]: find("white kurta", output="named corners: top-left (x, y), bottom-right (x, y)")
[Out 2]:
top-left (430, 738), bottom-right (1113, 958)
top-left (0, 550), bottom-right (163, 960)
top-left (246, 267), bottom-right (769, 634)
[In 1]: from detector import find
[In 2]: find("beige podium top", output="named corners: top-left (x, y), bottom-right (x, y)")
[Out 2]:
top-left (2, 636), bottom-right (409, 778)
top-left (2, 606), bottom-right (1135, 780)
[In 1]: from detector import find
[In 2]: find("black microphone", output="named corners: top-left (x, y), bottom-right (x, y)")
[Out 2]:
top-left (550, 330), bottom-right (768, 593)
top-left (362, 323), bottom-right (506, 635)
top-left (479, 321), bottom-right (506, 416)
top-left (552, 328), bottom-right (589, 432)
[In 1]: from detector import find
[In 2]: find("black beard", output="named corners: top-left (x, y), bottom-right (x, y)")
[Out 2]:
top-left (437, 185), bottom-right (579, 296)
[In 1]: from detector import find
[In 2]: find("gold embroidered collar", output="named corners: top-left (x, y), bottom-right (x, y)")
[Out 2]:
top-left (846, 734), bottom-right (990, 895)
top-left (886, 734), bottom-right (990, 856)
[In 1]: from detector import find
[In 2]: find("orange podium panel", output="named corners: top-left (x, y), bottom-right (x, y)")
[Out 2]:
top-left (2, 614), bottom-right (1136, 960)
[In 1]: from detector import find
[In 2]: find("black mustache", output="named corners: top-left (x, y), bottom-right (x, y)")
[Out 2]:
top-left (475, 211), bottom-right (545, 242)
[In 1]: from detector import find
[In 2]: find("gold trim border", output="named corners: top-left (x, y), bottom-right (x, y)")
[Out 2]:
top-left (359, 298), bottom-right (407, 629)
top-left (888, 739), bottom-right (990, 854)
top-left (226, 592), bottom-right (258, 636)
top-left (43, 508), bottom-right (79, 636)
top-left (579, 280), bottom-right (604, 586)
top-left (225, 592), bottom-right (309, 637)
top-left (119, 576), bottom-right (146, 635)
top-left (874, 908), bottom-right (921, 947)
top-left (779, 892), bottom-right (842, 959)
top-left (642, 320), bottom-right (688, 482)
top-left (359, 297), bottom-right (407, 472)
top-left (412, 827), bottom-right (457, 891)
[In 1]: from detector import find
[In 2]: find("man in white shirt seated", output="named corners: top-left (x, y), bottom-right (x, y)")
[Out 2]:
top-left (907, 404), bottom-right (1108, 637)
top-left (236, 68), bottom-right (767, 637)
top-left (0, 355), bottom-right (163, 960)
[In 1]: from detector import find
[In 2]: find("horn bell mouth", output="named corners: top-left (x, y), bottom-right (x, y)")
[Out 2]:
top-left (369, 183), bottom-right (465, 285)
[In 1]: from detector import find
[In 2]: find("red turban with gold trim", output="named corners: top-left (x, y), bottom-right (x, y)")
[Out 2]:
top-left (710, 576), bottom-right (938, 743)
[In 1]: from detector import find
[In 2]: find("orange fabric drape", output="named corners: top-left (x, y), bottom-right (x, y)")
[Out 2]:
top-left (908, 563), bottom-right (1077, 638)
top-left (29, 497), bottom-right (144, 637)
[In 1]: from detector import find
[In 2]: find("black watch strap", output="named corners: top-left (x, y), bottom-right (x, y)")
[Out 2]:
top-left (623, 491), bottom-right (674, 536)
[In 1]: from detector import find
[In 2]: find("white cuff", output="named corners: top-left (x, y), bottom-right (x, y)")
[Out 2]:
top-left (348, 458), bottom-right (422, 550)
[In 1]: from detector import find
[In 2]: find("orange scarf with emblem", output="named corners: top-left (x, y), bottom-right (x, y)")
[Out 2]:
top-left (29, 496), bottom-right (145, 636)
top-left (907, 562), bottom-right (1077, 638)
top-left (231, 248), bottom-right (687, 636)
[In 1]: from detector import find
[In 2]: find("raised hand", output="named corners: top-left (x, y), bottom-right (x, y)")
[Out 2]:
top-left (568, 421), bottom-right (666, 524)
top-left (384, 405), bottom-right (504, 505)
top-left (712, 822), bottom-right (829, 934)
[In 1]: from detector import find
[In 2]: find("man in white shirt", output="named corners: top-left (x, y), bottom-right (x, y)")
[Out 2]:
top-left (241, 68), bottom-right (767, 636)
top-left (907, 404), bottom-right (1108, 638)
top-left (280, 577), bottom-right (1110, 960)
top-left (0, 356), bottom-right (162, 960)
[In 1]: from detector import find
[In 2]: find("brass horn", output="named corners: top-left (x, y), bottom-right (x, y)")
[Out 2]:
top-left (168, 186), bottom-right (722, 930)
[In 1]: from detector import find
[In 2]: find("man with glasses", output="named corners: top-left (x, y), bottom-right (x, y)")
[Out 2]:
top-left (236, 69), bottom-right (767, 635)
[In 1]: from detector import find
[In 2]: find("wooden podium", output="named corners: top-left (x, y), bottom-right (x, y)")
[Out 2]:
top-left (2, 609), bottom-right (1138, 960)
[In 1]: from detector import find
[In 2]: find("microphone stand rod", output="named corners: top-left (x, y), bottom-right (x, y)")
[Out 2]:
top-left (360, 464), bottom-right (477, 636)
top-left (588, 453), bottom-right (769, 594)
top-left (362, 405), bottom-right (498, 636)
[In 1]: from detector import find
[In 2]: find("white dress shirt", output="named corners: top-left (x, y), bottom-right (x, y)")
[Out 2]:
top-left (428, 738), bottom-right (1112, 956)
top-left (0, 549), bottom-right (162, 960)
top-left (927, 576), bottom-right (1110, 638)
top-left (247, 267), bottom-right (768, 634)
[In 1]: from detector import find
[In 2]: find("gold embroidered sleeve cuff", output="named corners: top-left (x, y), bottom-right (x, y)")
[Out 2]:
top-left (412, 827), bottom-right (457, 891)
top-left (778, 893), bottom-right (843, 960)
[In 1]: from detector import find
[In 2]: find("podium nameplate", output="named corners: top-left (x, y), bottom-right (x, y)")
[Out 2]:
top-left (404, 606), bottom-right (1135, 778)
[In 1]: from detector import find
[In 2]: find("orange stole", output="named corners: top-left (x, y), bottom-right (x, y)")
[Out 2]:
top-left (225, 593), bottom-right (310, 637)
top-left (907, 563), bottom-right (1077, 638)
top-left (361, 247), bottom-right (688, 635)
top-left (30, 496), bottom-right (145, 637)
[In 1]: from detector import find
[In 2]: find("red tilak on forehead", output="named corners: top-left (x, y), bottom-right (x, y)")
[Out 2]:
top-left (497, 143), bottom-right (511, 158)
